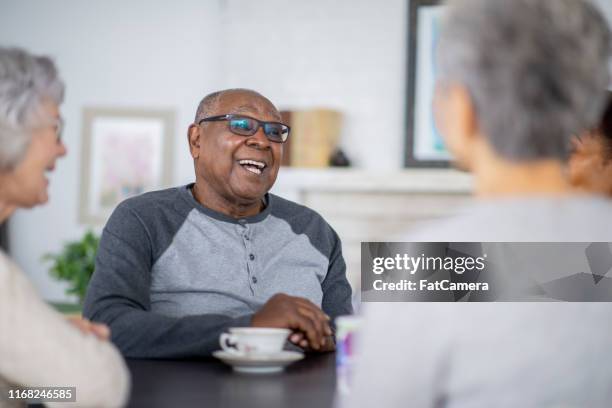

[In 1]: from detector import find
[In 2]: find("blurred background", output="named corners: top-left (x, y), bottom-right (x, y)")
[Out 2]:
top-left (1, 0), bottom-right (611, 304)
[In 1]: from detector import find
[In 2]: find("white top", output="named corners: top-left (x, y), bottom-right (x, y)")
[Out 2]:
top-left (0, 250), bottom-right (130, 408)
top-left (407, 194), bottom-right (612, 242)
top-left (342, 195), bottom-right (612, 408)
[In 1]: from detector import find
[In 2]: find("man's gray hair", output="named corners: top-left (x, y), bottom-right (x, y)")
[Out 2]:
top-left (437, 0), bottom-right (611, 161)
top-left (193, 88), bottom-right (276, 124)
top-left (0, 47), bottom-right (64, 170)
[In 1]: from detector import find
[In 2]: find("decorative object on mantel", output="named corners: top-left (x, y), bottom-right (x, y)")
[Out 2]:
top-left (280, 108), bottom-right (343, 167)
top-left (79, 108), bottom-right (175, 224)
top-left (43, 230), bottom-right (100, 306)
top-left (405, 0), bottom-right (451, 168)
top-left (329, 148), bottom-right (351, 167)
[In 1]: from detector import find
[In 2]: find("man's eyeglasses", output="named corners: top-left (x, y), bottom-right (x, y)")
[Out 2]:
top-left (198, 114), bottom-right (290, 143)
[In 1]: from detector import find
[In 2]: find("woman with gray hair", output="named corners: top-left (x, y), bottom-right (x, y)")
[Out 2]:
top-left (0, 48), bottom-right (129, 407)
top-left (342, 0), bottom-right (612, 407)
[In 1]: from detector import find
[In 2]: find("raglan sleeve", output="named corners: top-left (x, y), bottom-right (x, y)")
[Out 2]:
top-left (82, 202), bottom-right (253, 358)
top-left (320, 226), bottom-right (354, 325)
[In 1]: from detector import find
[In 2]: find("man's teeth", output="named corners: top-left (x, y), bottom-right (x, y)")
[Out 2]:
top-left (238, 159), bottom-right (266, 175)
top-left (239, 159), bottom-right (265, 168)
top-left (244, 166), bottom-right (262, 175)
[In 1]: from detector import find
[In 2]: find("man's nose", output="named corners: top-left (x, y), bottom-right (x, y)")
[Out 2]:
top-left (245, 127), bottom-right (271, 150)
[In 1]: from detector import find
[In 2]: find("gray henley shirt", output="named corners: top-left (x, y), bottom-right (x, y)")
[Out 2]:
top-left (83, 183), bottom-right (353, 358)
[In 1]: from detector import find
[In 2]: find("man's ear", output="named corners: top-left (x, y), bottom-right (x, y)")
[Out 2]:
top-left (188, 124), bottom-right (200, 159)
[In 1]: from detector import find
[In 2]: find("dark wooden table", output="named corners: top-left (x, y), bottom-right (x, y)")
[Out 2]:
top-left (126, 352), bottom-right (337, 408)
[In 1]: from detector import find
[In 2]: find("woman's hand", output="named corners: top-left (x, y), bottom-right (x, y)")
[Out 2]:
top-left (67, 316), bottom-right (111, 341)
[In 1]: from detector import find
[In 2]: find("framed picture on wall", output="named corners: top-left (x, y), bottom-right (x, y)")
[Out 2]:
top-left (79, 108), bottom-right (175, 224)
top-left (405, 0), bottom-right (450, 167)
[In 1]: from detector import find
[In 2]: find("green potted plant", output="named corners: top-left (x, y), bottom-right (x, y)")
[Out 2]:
top-left (43, 231), bottom-right (100, 312)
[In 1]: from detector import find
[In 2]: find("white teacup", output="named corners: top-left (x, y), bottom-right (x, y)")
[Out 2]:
top-left (219, 328), bottom-right (291, 356)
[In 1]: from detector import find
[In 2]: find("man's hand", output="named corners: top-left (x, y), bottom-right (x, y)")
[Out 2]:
top-left (67, 316), bottom-right (111, 341)
top-left (289, 332), bottom-right (336, 352)
top-left (251, 293), bottom-right (332, 351)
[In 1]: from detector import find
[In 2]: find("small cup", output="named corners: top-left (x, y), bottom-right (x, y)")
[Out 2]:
top-left (336, 316), bottom-right (362, 395)
top-left (219, 328), bottom-right (291, 356)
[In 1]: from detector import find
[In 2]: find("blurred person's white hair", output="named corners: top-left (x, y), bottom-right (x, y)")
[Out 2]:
top-left (0, 47), bottom-right (64, 171)
top-left (437, 0), bottom-right (611, 161)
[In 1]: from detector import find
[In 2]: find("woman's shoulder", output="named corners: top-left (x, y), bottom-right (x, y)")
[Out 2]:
top-left (0, 249), bottom-right (24, 282)
top-left (403, 195), bottom-right (612, 242)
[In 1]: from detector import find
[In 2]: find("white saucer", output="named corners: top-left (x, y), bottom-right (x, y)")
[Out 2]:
top-left (212, 350), bottom-right (304, 374)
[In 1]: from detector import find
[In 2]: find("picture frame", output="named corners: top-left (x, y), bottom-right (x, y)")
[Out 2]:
top-left (404, 0), bottom-right (451, 167)
top-left (79, 108), bottom-right (175, 224)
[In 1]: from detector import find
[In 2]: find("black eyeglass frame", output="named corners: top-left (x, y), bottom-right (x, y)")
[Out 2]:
top-left (197, 114), bottom-right (291, 143)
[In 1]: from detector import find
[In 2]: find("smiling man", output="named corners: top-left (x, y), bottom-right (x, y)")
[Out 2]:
top-left (83, 89), bottom-right (352, 358)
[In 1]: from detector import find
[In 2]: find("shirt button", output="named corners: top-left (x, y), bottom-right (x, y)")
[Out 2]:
top-left (252, 276), bottom-right (258, 284)
top-left (249, 253), bottom-right (255, 261)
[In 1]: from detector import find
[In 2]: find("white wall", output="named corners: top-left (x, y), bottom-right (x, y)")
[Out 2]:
top-left (1, 0), bottom-right (611, 301)
top-left (0, 0), bottom-right (407, 302)
top-left (0, 0), bottom-right (223, 301)
top-left (220, 0), bottom-right (407, 169)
